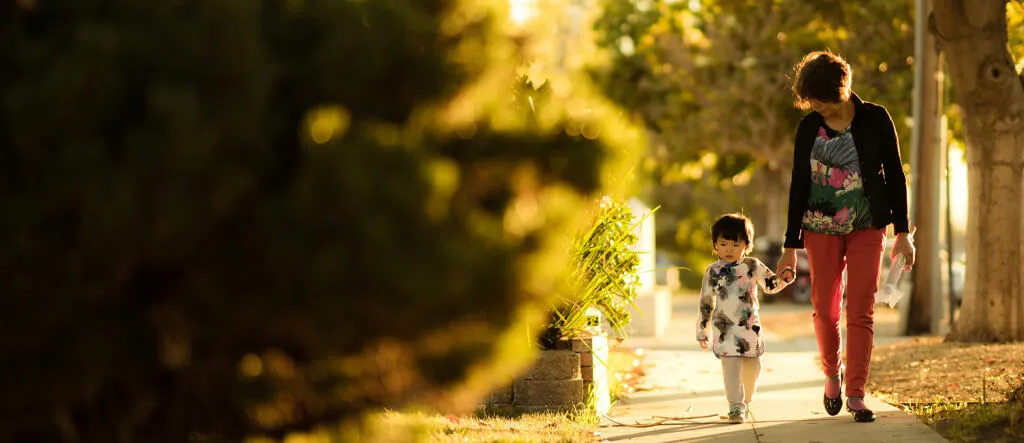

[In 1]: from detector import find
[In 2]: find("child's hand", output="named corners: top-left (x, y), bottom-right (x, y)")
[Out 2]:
top-left (698, 339), bottom-right (709, 350)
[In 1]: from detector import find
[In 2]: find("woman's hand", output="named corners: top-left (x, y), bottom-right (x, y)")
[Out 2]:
top-left (892, 230), bottom-right (916, 272)
top-left (776, 248), bottom-right (798, 279)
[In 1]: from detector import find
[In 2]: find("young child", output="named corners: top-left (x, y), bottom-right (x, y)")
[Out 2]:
top-left (696, 213), bottom-right (794, 424)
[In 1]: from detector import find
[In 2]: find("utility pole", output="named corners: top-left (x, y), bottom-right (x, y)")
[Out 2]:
top-left (935, 54), bottom-right (948, 333)
top-left (905, 0), bottom-right (943, 335)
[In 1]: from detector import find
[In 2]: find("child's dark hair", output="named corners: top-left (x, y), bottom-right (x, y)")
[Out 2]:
top-left (711, 213), bottom-right (754, 253)
top-left (791, 50), bottom-right (852, 110)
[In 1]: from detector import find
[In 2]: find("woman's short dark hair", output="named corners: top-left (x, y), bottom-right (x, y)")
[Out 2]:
top-left (792, 50), bottom-right (852, 110)
top-left (711, 213), bottom-right (754, 253)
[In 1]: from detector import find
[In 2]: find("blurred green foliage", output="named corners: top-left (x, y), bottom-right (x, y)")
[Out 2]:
top-left (0, 0), bottom-right (640, 441)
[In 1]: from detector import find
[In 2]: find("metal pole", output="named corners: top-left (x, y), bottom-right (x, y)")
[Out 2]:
top-left (909, 0), bottom-right (925, 227)
top-left (942, 59), bottom-right (957, 328)
top-left (931, 51), bottom-right (946, 334)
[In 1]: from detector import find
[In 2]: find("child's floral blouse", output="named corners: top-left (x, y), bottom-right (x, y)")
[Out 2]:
top-left (696, 257), bottom-right (787, 358)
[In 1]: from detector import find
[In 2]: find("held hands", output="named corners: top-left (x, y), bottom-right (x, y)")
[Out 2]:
top-left (776, 248), bottom-right (798, 281)
top-left (778, 267), bottom-right (796, 284)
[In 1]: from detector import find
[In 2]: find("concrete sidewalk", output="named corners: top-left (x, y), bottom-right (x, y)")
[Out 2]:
top-left (598, 297), bottom-right (947, 443)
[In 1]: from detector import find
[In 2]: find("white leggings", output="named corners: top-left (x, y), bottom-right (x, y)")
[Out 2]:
top-left (721, 356), bottom-right (762, 409)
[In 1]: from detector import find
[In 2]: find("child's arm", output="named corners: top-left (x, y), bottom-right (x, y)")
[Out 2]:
top-left (755, 258), bottom-right (791, 295)
top-left (696, 266), bottom-right (715, 345)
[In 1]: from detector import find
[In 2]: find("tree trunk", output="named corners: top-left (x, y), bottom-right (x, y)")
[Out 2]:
top-left (762, 166), bottom-right (786, 243)
top-left (907, 0), bottom-right (942, 335)
top-left (932, 0), bottom-right (1024, 342)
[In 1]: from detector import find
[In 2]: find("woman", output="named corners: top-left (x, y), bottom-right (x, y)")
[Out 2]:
top-left (776, 51), bottom-right (916, 423)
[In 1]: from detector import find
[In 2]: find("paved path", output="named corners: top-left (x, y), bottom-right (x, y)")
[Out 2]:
top-left (598, 296), bottom-right (947, 443)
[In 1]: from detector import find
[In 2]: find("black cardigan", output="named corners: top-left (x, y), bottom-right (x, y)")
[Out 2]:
top-left (783, 93), bottom-right (911, 249)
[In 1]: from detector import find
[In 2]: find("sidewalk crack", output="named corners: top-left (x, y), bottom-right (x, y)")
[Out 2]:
top-left (749, 411), bottom-right (762, 442)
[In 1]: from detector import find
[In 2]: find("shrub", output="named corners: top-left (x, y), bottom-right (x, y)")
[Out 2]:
top-left (540, 198), bottom-right (644, 347)
top-left (0, 1), bottom-right (639, 441)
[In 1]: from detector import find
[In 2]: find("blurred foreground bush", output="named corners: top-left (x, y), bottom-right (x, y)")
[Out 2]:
top-left (0, 1), bottom-right (639, 441)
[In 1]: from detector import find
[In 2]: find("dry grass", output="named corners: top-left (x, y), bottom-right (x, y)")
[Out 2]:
top-left (904, 401), bottom-right (1024, 443)
top-left (869, 337), bottom-right (1024, 404)
top-left (351, 410), bottom-right (601, 443)
top-left (869, 336), bottom-right (1024, 442)
top-left (344, 349), bottom-right (644, 443)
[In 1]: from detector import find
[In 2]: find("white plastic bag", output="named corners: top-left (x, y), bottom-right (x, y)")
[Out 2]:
top-left (876, 254), bottom-right (906, 308)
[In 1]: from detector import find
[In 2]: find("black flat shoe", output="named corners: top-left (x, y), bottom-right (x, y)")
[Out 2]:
top-left (823, 393), bottom-right (843, 416)
top-left (823, 368), bottom-right (844, 416)
top-left (848, 407), bottom-right (876, 423)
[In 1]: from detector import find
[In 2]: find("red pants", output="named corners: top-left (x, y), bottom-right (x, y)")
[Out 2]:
top-left (804, 228), bottom-right (885, 398)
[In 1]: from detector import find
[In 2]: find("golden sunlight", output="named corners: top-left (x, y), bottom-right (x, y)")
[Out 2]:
top-left (947, 142), bottom-right (968, 231)
top-left (509, 0), bottom-right (536, 24)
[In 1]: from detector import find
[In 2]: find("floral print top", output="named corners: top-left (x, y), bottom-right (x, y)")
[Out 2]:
top-left (696, 257), bottom-right (787, 358)
top-left (801, 125), bottom-right (872, 235)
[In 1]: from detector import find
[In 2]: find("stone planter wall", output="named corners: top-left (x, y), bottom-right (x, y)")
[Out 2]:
top-left (482, 334), bottom-right (610, 415)
top-left (573, 335), bottom-right (610, 415)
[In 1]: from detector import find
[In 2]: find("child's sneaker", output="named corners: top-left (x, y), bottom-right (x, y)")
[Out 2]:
top-left (727, 406), bottom-right (745, 424)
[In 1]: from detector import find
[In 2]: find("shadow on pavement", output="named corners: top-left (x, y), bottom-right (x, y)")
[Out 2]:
top-left (620, 378), bottom-right (823, 406)
top-left (601, 412), bottom-right (944, 443)
top-left (602, 420), bottom-right (759, 442)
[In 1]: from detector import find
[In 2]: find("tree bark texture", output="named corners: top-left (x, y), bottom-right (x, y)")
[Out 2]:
top-left (932, 0), bottom-right (1024, 342)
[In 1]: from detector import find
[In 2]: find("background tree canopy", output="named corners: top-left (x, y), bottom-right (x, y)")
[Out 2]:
top-left (591, 0), bottom-right (915, 285)
top-left (0, 0), bottom-right (640, 441)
